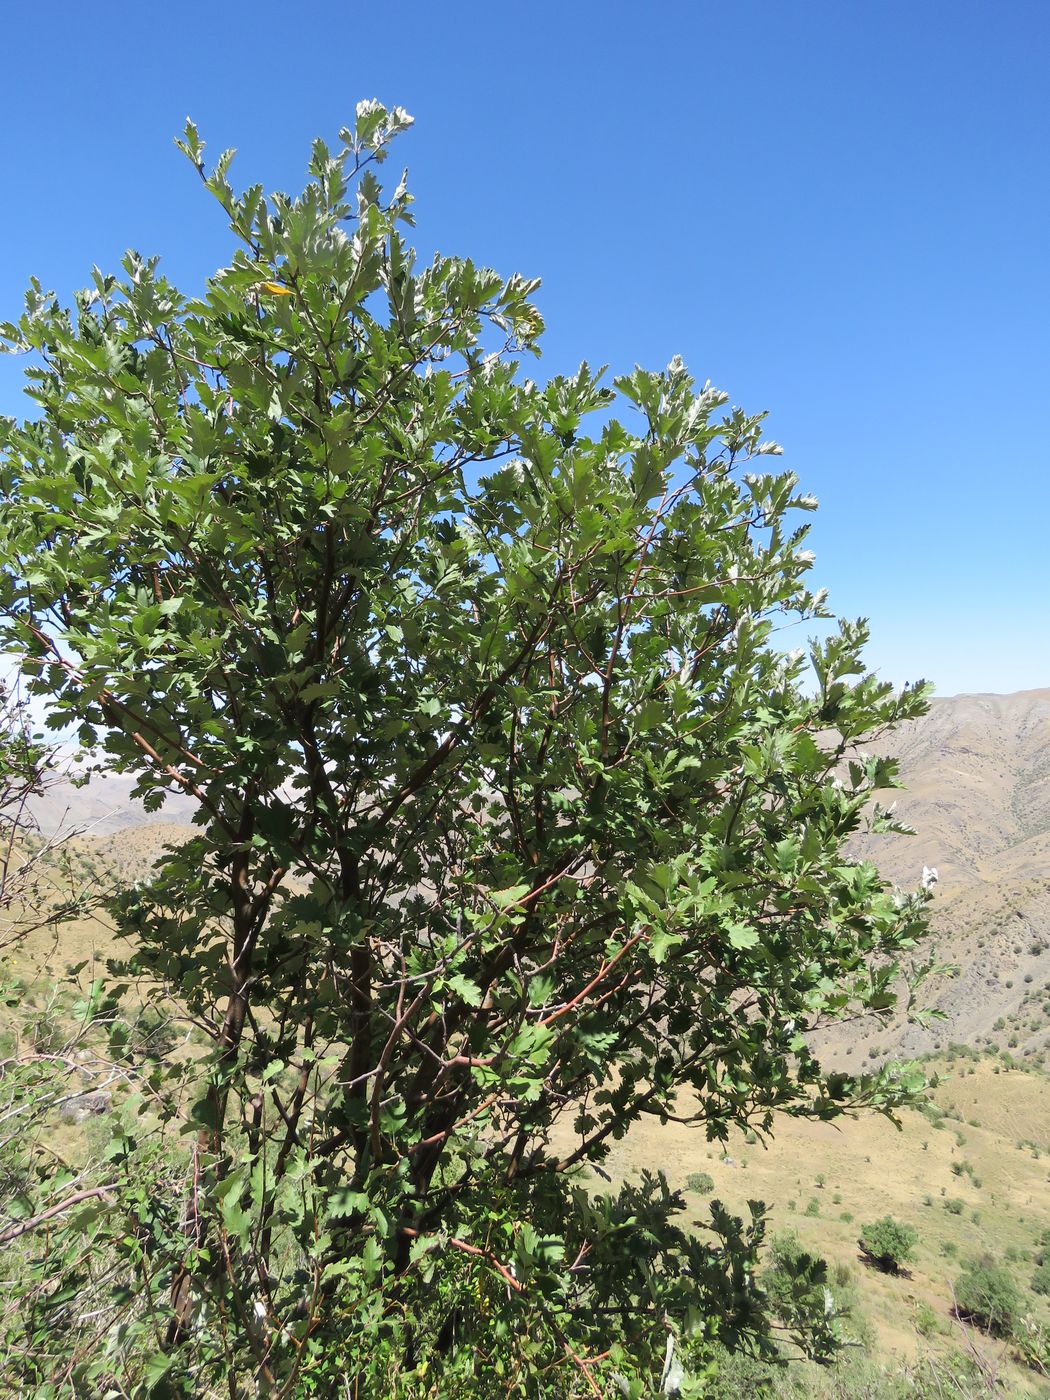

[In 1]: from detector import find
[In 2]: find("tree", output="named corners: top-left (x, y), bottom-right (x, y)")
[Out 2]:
top-left (0, 104), bottom-right (936, 1395)
top-left (858, 1215), bottom-right (918, 1274)
top-left (954, 1257), bottom-right (1023, 1338)
top-left (761, 1231), bottom-right (845, 1357)
top-left (1031, 1260), bottom-right (1050, 1297)
top-left (0, 681), bottom-right (51, 942)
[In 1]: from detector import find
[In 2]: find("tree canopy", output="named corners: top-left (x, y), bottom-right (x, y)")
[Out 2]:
top-left (0, 104), bottom-right (936, 1395)
top-left (858, 1216), bottom-right (918, 1274)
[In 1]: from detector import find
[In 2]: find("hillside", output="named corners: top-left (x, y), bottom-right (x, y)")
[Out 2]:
top-left (614, 1053), bottom-right (1050, 1395)
top-left (27, 764), bottom-right (197, 840)
top-left (825, 688), bottom-right (1050, 1067)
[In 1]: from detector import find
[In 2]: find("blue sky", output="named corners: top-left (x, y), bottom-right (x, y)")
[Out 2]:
top-left (1, 0), bottom-right (1047, 696)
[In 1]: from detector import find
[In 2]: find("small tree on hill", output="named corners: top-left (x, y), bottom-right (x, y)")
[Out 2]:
top-left (858, 1216), bottom-right (918, 1274)
top-left (0, 105), bottom-right (937, 1395)
top-left (954, 1256), bottom-right (1023, 1338)
top-left (762, 1231), bottom-right (844, 1355)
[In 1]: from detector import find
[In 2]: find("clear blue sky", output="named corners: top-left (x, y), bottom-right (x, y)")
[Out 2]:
top-left (2, 1), bottom-right (1047, 696)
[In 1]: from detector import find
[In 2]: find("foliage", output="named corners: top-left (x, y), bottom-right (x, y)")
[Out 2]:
top-left (686, 1172), bottom-right (715, 1195)
top-left (1013, 1315), bottom-right (1050, 1376)
top-left (954, 1256), bottom-right (1023, 1338)
top-left (858, 1215), bottom-right (917, 1274)
top-left (0, 104), bottom-right (936, 1393)
top-left (701, 1345), bottom-right (1000, 1399)
top-left (1031, 1259), bottom-right (1050, 1297)
top-left (761, 1232), bottom-right (845, 1357)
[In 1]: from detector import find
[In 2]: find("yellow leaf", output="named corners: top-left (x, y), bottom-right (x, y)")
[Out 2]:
top-left (259, 282), bottom-right (294, 296)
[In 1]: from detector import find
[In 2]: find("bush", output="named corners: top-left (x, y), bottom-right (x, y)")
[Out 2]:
top-left (762, 1232), bottom-right (842, 1354)
top-left (954, 1256), bottom-right (1023, 1338)
top-left (0, 106), bottom-right (935, 1393)
top-left (685, 1171), bottom-right (714, 1195)
top-left (859, 1216), bottom-right (918, 1273)
top-left (1032, 1261), bottom-right (1050, 1296)
top-left (914, 1301), bottom-right (943, 1338)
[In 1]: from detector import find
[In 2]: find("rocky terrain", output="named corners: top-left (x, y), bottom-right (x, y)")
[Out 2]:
top-left (838, 688), bottom-right (1050, 1063)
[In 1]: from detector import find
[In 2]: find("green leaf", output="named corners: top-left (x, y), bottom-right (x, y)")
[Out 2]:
top-left (726, 922), bottom-right (760, 950)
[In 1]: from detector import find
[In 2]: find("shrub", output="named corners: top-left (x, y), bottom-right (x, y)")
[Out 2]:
top-left (0, 106), bottom-right (935, 1392)
top-left (762, 1232), bottom-right (842, 1353)
top-left (858, 1216), bottom-right (918, 1274)
top-left (954, 1257), bottom-right (1023, 1337)
top-left (1032, 1261), bottom-right (1050, 1296)
top-left (914, 1301), bottom-right (943, 1338)
top-left (686, 1171), bottom-right (714, 1195)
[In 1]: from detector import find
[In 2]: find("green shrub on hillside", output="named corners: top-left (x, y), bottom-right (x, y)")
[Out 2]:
top-left (954, 1256), bottom-right (1023, 1338)
top-left (0, 103), bottom-right (939, 1395)
top-left (762, 1231), bottom-right (843, 1354)
top-left (686, 1171), bottom-right (715, 1195)
top-left (858, 1217), bottom-right (917, 1274)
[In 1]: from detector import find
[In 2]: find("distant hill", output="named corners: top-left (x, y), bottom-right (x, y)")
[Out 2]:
top-left (857, 687), bottom-right (1050, 893)
top-left (27, 766), bottom-right (197, 840)
top-left (827, 688), bottom-right (1050, 1064)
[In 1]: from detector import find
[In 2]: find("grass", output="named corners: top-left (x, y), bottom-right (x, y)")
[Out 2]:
top-left (568, 1055), bottom-right (1050, 1396)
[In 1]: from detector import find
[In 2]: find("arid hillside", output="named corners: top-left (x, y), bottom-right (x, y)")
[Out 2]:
top-left (859, 688), bottom-right (1050, 892)
top-left (27, 765), bottom-right (197, 840)
top-left (835, 688), bottom-right (1050, 1064)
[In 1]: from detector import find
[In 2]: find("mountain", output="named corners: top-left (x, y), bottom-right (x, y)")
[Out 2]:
top-left (857, 688), bottom-right (1050, 893)
top-left (27, 765), bottom-right (198, 840)
top-left (831, 687), bottom-right (1050, 1063)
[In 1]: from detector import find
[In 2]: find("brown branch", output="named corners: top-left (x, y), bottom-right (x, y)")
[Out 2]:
top-left (539, 932), bottom-right (646, 1027)
top-left (445, 1235), bottom-right (524, 1293)
top-left (0, 1184), bottom-right (118, 1246)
